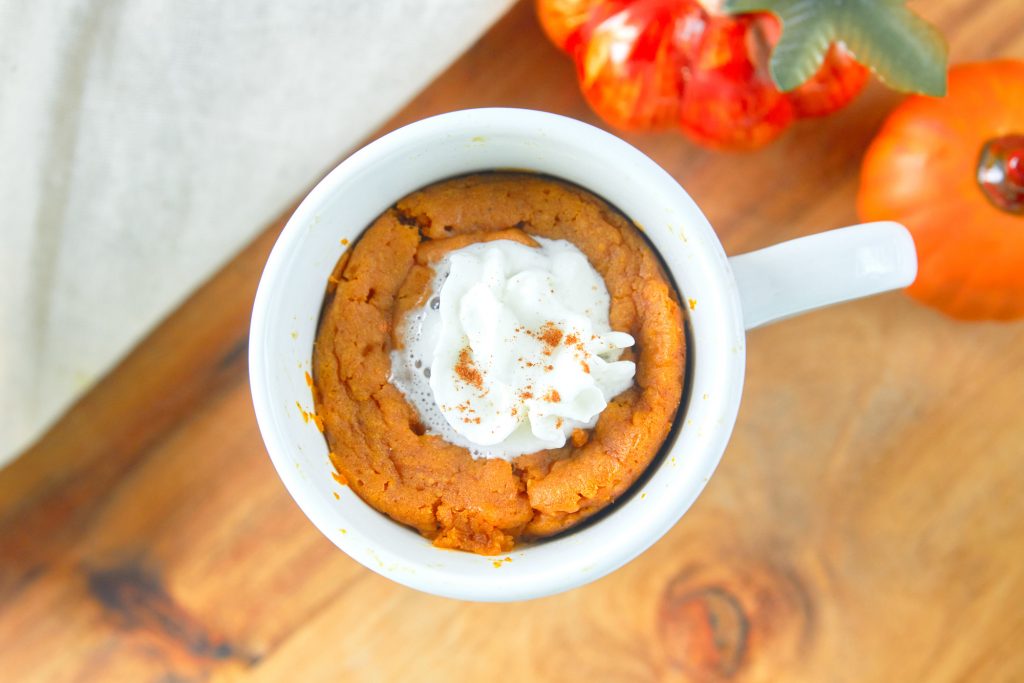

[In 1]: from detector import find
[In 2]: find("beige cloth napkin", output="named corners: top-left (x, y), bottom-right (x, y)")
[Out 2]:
top-left (0, 0), bottom-right (515, 466)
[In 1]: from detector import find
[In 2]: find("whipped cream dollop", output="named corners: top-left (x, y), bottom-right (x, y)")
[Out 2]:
top-left (390, 237), bottom-right (635, 460)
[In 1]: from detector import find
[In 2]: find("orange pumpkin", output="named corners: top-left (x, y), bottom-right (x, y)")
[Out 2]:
top-left (537, 0), bottom-right (870, 149)
top-left (858, 60), bottom-right (1024, 320)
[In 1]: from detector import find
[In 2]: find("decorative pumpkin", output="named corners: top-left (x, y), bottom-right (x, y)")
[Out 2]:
top-left (537, 0), bottom-right (946, 150)
top-left (858, 60), bottom-right (1024, 321)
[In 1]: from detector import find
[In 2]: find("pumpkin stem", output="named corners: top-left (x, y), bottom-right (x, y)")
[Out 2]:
top-left (977, 134), bottom-right (1024, 215)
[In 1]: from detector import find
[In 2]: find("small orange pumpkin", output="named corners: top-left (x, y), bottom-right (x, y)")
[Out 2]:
top-left (858, 60), bottom-right (1024, 320)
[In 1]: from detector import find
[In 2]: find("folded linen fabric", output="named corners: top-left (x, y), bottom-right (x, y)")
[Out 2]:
top-left (0, 0), bottom-right (515, 465)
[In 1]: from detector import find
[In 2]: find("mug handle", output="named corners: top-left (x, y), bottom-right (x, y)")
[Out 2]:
top-left (728, 221), bottom-right (918, 330)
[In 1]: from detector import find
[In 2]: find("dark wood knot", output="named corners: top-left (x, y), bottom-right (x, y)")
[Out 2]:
top-left (659, 582), bottom-right (748, 679)
top-left (86, 563), bottom-right (257, 670)
top-left (657, 562), bottom-right (816, 680)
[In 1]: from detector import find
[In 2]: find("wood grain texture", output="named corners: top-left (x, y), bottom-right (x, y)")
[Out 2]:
top-left (2, 1), bottom-right (1023, 681)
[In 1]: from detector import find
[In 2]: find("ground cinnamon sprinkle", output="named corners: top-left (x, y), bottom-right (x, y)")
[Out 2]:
top-left (538, 322), bottom-right (563, 347)
top-left (455, 347), bottom-right (484, 390)
top-left (452, 400), bottom-right (475, 414)
top-left (544, 389), bottom-right (561, 402)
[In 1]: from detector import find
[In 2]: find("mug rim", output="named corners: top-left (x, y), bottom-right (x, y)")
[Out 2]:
top-left (250, 108), bottom-right (746, 601)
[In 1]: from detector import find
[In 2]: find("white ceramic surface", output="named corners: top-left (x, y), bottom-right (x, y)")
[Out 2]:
top-left (249, 108), bottom-right (917, 602)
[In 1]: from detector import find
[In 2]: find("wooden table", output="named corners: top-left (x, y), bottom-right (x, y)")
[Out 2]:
top-left (2, 2), bottom-right (1022, 681)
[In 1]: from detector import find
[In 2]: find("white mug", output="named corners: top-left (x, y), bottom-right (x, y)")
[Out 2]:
top-left (249, 108), bottom-right (916, 602)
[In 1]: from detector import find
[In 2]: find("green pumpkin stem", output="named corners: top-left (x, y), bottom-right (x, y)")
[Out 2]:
top-left (723, 0), bottom-right (948, 96)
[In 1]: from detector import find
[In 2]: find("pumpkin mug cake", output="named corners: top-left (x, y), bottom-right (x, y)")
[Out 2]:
top-left (312, 172), bottom-right (685, 555)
